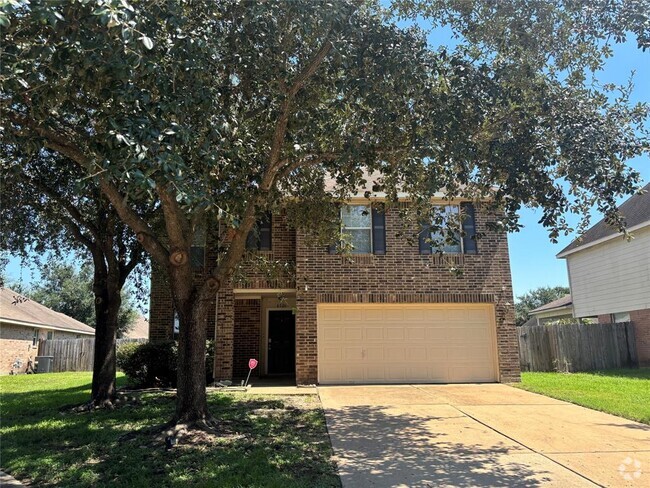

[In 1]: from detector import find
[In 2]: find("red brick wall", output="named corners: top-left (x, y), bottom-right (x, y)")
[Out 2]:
top-left (232, 300), bottom-right (261, 379)
top-left (149, 203), bottom-right (520, 385)
top-left (295, 204), bottom-right (520, 384)
top-left (630, 309), bottom-right (650, 366)
top-left (150, 213), bottom-right (296, 380)
top-left (0, 324), bottom-right (82, 375)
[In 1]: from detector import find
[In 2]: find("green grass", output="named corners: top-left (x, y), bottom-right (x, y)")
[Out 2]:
top-left (515, 368), bottom-right (650, 424)
top-left (0, 372), bottom-right (339, 487)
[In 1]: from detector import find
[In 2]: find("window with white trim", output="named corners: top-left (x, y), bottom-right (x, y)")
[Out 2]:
top-left (430, 205), bottom-right (462, 253)
top-left (341, 205), bottom-right (372, 254)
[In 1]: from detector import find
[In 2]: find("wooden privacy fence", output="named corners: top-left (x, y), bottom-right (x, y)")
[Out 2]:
top-left (37, 338), bottom-right (147, 373)
top-left (518, 322), bottom-right (637, 372)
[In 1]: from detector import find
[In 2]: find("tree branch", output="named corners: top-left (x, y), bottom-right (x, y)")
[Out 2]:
top-left (7, 114), bottom-right (170, 266)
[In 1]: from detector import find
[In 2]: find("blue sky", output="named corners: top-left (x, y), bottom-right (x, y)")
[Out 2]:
top-left (508, 41), bottom-right (649, 298)
top-left (4, 20), bottom-right (649, 304)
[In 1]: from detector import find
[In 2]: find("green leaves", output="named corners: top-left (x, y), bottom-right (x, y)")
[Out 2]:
top-left (1, 0), bottom-right (647, 252)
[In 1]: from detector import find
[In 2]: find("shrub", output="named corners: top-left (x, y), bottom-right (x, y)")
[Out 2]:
top-left (119, 340), bottom-right (215, 388)
top-left (120, 341), bottom-right (178, 388)
top-left (116, 341), bottom-right (141, 371)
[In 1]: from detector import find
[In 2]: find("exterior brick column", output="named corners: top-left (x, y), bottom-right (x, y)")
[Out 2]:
top-left (213, 286), bottom-right (235, 381)
top-left (295, 290), bottom-right (318, 384)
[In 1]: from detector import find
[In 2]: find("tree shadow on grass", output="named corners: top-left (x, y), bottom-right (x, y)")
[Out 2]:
top-left (324, 405), bottom-right (568, 487)
top-left (1, 391), bottom-right (339, 488)
top-left (588, 368), bottom-right (650, 380)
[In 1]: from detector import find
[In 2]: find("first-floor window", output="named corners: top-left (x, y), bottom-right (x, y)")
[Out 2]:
top-left (46, 331), bottom-right (53, 340)
top-left (613, 312), bottom-right (630, 323)
top-left (32, 328), bottom-right (39, 346)
top-left (429, 205), bottom-right (462, 253)
top-left (341, 205), bottom-right (372, 254)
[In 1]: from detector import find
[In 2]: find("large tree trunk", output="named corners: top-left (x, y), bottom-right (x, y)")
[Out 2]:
top-left (90, 272), bottom-right (121, 406)
top-left (171, 266), bottom-right (215, 427)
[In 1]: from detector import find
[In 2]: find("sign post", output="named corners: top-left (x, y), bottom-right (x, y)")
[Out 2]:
top-left (244, 358), bottom-right (258, 387)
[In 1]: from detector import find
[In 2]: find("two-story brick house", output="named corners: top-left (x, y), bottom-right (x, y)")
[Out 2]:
top-left (149, 188), bottom-right (521, 385)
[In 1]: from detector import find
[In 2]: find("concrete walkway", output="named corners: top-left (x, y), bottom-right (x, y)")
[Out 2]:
top-left (319, 384), bottom-right (649, 487)
top-left (0, 471), bottom-right (25, 487)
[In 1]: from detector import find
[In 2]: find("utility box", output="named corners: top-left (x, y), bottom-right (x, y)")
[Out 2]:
top-left (35, 356), bottom-right (54, 373)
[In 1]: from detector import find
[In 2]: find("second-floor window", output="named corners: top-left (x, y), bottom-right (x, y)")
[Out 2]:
top-left (429, 205), bottom-right (462, 253)
top-left (341, 205), bottom-right (373, 254)
top-left (419, 203), bottom-right (477, 255)
top-left (329, 204), bottom-right (386, 255)
top-left (246, 213), bottom-right (272, 251)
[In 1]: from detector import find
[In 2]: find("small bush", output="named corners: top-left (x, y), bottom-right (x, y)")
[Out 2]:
top-left (119, 340), bottom-right (215, 388)
top-left (121, 341), bottom-right (178, 388)
top-left (116, 342), bottom-right (141, 371)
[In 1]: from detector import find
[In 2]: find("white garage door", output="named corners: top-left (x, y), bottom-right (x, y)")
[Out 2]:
top-left (317, 303), bottom-right (498, 384)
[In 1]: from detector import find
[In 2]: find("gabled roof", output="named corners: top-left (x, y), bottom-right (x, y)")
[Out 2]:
top-left (122, 315), bottom-right (149, 339)
top-left (529, 294), bottom-right (572, 314)
top-left (0, 287), bottom-right (95, 335)
top-left (557, 183), bottom-right (650, 258)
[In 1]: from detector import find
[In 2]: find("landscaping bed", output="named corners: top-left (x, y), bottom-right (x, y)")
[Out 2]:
top-left (0, 372), bottom-right (339, 487)
top-left (515, 368), bottom-right (650, 424)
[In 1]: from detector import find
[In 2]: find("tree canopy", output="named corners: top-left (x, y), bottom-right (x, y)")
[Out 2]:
top-left (24, 261), bottom-right (139, 335)
top-left (2, 0), bottom-right (648, 425)
top-left (515, 285), bottom-right (571, 326)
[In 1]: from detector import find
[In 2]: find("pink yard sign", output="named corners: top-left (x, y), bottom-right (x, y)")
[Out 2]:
top-left (249, 358), bottom-right (258, 370)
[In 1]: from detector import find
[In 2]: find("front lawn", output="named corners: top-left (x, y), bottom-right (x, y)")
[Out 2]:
top-left (0, 372), bottom-right (339, 487)
top-left (515, 368), bottom-right (650, 424)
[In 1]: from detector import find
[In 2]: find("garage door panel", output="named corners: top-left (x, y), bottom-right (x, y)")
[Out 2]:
top-left (362, 309), bottom-right (383, 321)
top-left (406, 327), bottom-right (426, 340)
top-left (404, 309), bottom-right (426, 321)
top-left (384, 347), bottom-right (406, 361)
top-left (342, 346), bottom-right (364, 361)
top-left (365, 328), bottom-right (384, 341)
top-left (426, 346), bottom-right (449, 361)
top-left (343, 328), bottom-right (363, 341)
top-left (385, 328), bottom-right (405, 340)
top-left (425, 328), bottom-right (448, 341)
top-left (318, 304), bottom-right (497, 384)
top-left (365, 346), bottom-right (385, 361)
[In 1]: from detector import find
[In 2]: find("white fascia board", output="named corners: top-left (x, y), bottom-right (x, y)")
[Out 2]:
top-left (556, 220), bottom-right (650, 259)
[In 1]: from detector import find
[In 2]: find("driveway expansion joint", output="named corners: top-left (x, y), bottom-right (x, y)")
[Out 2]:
top-left (451, 404), bottom-right (603, 488)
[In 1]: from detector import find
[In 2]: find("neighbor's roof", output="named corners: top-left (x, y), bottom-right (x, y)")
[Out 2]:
top-left (529, 294), bottom-right (573, 314)
top-left (557, 183), bottom-right (650, 258)
top-left (122, 315), bottom-right (149, 340)
top-left (0, 287), bottom-right (95, 335)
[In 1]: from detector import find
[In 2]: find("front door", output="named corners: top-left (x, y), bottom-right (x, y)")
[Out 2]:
top-left (267, 310), bottom-right (295, 375)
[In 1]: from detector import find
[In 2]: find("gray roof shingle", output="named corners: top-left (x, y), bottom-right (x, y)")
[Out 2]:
top-left (558, 182), bottom-right (650, 256)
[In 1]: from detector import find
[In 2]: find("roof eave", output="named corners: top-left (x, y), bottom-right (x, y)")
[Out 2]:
top-left (556, 220), bottom-right (650, 259)
top-left (0, 317), bottom-right (95, 335)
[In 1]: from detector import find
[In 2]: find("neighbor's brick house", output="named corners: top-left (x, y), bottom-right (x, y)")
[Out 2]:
top-left (0, 287), bottom-right (95, 374)
top-left (149, 188), bottom-right (521, 385)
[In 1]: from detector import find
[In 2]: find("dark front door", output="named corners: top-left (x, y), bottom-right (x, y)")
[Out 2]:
top-left (267, 310), bottom-right (295, 375)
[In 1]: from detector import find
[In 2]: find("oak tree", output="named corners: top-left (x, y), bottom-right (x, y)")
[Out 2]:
top-left (2, 0), bottom-right (648, 428)
top-left (1, 152), bottom-right (146, 406)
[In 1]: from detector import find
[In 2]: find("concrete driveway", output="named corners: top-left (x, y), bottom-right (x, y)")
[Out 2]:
top-left (319, 384), bottom-right (650, 487)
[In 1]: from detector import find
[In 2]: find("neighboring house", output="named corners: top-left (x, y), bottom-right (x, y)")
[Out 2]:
top-left (121, 315), bottom-right (149, 340)
top-left (150, 180), bottom-right (520, 385)
top-left (0, 287), bottom-right (95, 374)
top-left (527, 294), bottom-right (574, 326)
top-left (557, 182), bottom-right (650, 366)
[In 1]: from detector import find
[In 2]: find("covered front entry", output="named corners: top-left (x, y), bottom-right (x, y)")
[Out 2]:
top-left (267, 310), bottom-right (296, 375)
top-left (231, 292), bottom-right (296, 380)
top-left (317, 303), bottom-right (498, 384)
